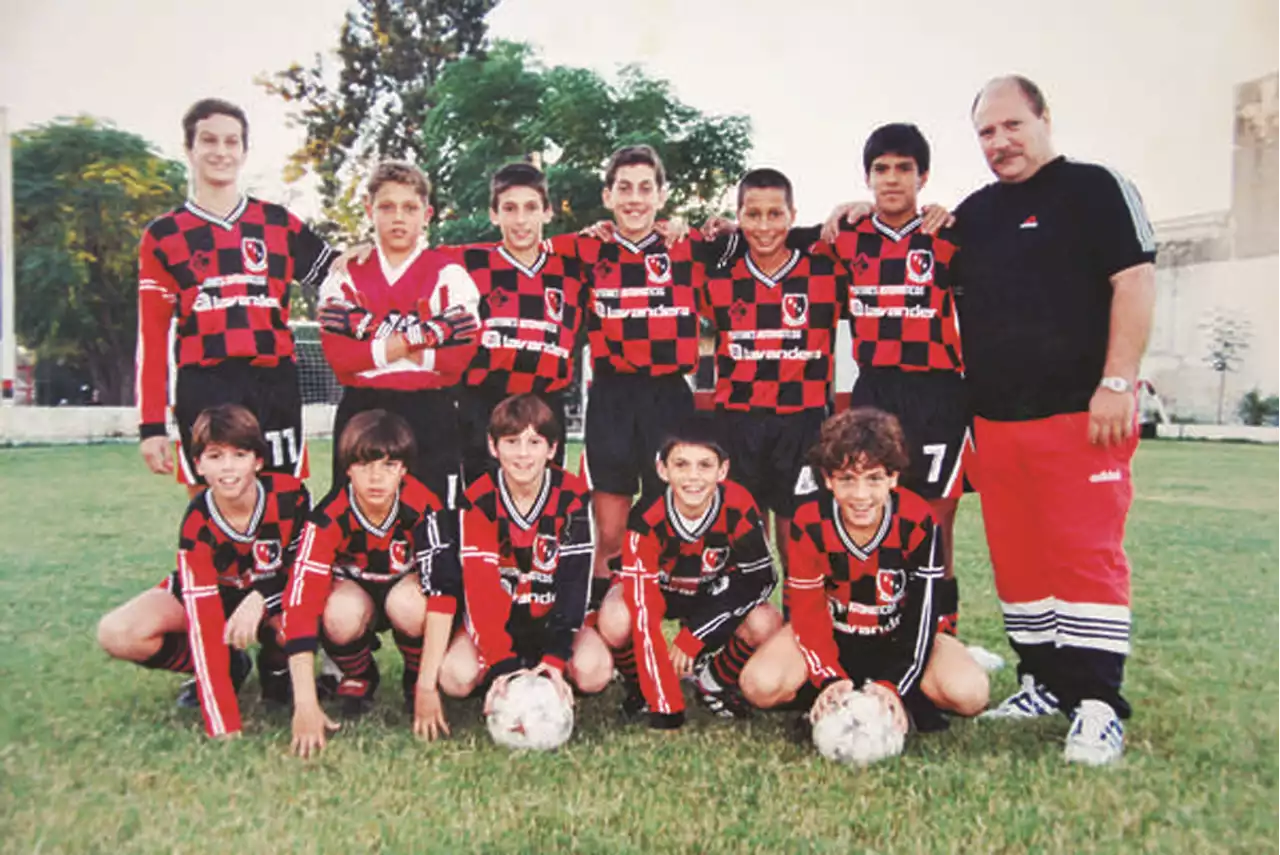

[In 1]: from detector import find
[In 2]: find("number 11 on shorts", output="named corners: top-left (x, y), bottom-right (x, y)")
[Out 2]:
top-left (265, 428), bottom-right (299, 467)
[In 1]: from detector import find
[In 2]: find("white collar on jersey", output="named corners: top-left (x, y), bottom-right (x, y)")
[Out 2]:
top-left (831, 493), bottom-right (893, 561)
top-left (666, 485), bottom-right (722, 543)
top-left (497, 245), bottom-right (549, 278)
top-left (614, 231), bottom-right (662, 254)
top-left (205, 480), bottom-right (266, 544)
top-left (348, 483), bottom-right (401, 538)
top-left (376, 239), bottom-right (430, 286)
top-left (744, 249), bottom-right (802, 288)
top-left (871, 213), bottom-right (924, 243)
top-left (184, 195), bottom-right (249, 230)
top-left (498, 469), bottom-right (553, 532)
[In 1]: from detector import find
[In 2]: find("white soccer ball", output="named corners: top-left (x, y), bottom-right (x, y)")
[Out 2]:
top-left (811, 688), bottom-right (906, 766)
top-left (486, 672), bottom-right (575, 751)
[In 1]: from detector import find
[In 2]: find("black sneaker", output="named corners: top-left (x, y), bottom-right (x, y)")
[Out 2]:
top-left (690, 667), bottom-right (753, 720)
top-left (176, 648), bottom-right (252, 709)
top-left (617, 682), bottom-right (649, 724)
top-left (258, 653), bottom-right (292, 707)
top-left (336, 659), bottom-right (380, 718)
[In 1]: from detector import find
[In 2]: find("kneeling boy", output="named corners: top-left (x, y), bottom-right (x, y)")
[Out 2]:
top-left (282, 409), bottom-right (458, 757)
top-left (598, 418), bottom-right (783, 729)
top-left (440, 394), bottom-right (611, 712)
top-left (739, 408), bottom-right (988, 736)
top-left (98, 404), bottom-right (310, 739)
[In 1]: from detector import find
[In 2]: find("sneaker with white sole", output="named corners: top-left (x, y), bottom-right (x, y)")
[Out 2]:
top-left (1063, 699), bottom-right (1124, 766)
top-left (980, 673), bottom-right (1060, 719)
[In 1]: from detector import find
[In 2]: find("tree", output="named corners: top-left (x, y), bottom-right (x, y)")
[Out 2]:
top-left (259, 0), bottom-right (497, 231)
top-left (1201, 311), bottom-right (1251, 423)
top-left (422, 41), bottom-right (753, 245)
top-left (1237, 389), bottom-right (1279, 426)
top-left (13, 118), bottom-right (186, 406)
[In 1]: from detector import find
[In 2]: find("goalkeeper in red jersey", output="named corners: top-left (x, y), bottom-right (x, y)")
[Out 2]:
top-left (597, 416), bottom-right (783, 728)
top-left (738, 408), bottom-right (988, 734)
top-left (97, 404), bottom-right (309, 739)
top-left (281, 409), bottom-right (460, 757)
top-left (317, 161), bottom-right (481, 506)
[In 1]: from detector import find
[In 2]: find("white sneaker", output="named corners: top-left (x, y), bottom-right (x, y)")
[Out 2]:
top-left (980, 673), bottom-right (1061, 719)
top-left (1063, 699), bottom-right (1125, 766)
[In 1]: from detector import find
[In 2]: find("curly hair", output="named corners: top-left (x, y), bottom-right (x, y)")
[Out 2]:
top-left (807, 408), bottom-right (909, 476)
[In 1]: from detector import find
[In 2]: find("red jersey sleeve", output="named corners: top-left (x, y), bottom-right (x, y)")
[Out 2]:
top-left (317, 272), bottom-right (381, 375)
top-left (459, 502), bottom-right (518, 676)
top-left (280, 518), bottom-right (339, 654)
top-left (785, 517), bottom-right (848, 687)
top-left (176, 522), bottom-right (240, 737)
top-left (137, 229), bottom-right (179, 438)
top-left (619, 527), bottom-right (684, 716)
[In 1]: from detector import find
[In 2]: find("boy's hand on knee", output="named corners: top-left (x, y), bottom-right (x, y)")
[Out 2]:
top-left (224, 592), bottom-right (266, 649)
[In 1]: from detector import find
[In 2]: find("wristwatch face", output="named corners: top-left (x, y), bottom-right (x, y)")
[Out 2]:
top-left (1100, 377), bottom-right (1130, 393)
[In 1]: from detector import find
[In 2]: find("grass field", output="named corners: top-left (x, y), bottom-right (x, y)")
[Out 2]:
top-left (0, 439), bottom-right (1276, 854)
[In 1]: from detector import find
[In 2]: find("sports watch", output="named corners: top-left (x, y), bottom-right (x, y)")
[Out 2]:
top-left (1098, 376), bottom-right (1131, 393)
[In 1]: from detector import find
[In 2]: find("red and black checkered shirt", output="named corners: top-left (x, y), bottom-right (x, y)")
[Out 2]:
top-left (460, 465), bottom-right (593, 674)
top-left (282, 475), bottom-right (443, 653)
top-left (175, 473), bottom-right (310, 737)
top-left (552, 232), bottom-right (703, 377)
top-left (829, 215), bottom-right (962, 373)
top-left (451, 244), bottom-right (588, 394)
top-left (701, 248), bottom-right (847, 413)
top-left (619, 480), bottom-right (777, 716)
top-left (786, 488), bottom-right (942, 696)
top-left (137, 196), bottom-right (335, 434)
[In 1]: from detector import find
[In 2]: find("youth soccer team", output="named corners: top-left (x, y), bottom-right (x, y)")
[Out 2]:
top-left (98, 95), bottom-right (1002, 759)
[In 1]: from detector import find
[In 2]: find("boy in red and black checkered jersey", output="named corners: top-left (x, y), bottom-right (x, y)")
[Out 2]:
top-left (282, 409), bottom-right (460, 757)
top-left (739, 408), bottom-right (988, 738)
top-left (699, 169), bottom-right (848, 564)
top-left (97, 404), bottom-right (310, 739)
top-left (598, 417), bottom-right (783, 728)
top-left (137, 99), bottom-right (338, 495)
top-left (797, 124), bottom-right (968, 632)
top-left (450, 163), bottom-right (590, 483)
top-left (439, 394), bottom-right (611, 719)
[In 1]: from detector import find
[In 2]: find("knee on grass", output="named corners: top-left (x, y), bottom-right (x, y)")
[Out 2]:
top-left (97, 610), bottom-right (145, 660)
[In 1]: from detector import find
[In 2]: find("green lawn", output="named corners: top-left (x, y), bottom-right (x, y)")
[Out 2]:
top-left (0, 440), bottom-right (1275, 854)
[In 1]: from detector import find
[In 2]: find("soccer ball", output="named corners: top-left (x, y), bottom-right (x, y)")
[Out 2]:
top-left (810, 688), bottom-right (905, 766)
top-left (486, 672), bottom-right (574, 751)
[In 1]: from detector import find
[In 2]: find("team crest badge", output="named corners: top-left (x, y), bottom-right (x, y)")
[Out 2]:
top-left (390, 539), bottom-right (412, 573)
top-left (253, 539), bottom-right (282, 571)
top-left (905, 249), bottom-right (934, 284)
top-left (534, 534), bottom-right (560, 570)
top-left (876, 567), bottom-right (906, 603)
top-left (645, 253), bottom-right (672, 284)
top-left (701, 547), bottom-right (730, 576)
top-left (544, 288), bottom-right (564, 322)
top-left (241, 238), bottom-right (268, 273)
top-left (782, 293), bottom-right (809, 327)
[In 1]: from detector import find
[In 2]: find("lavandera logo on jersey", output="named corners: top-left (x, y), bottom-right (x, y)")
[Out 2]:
top-left (544, 288), bottom-right (564, 323)
top-left (782, 294), bottom-right (809, 327)
top-left (645, 253), bottom-right (672, 284)
top-left (241, 238), bottom-right (268, 273)
top-left (905, 249), bottom-right (934, 284)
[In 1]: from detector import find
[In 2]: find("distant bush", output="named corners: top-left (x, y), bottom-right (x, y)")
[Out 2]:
top-left (1236, 389), bottom-right (1280, 426)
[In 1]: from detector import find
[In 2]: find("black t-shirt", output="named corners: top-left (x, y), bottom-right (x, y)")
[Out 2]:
top-left (952, 157), bottom-right (1156, 421)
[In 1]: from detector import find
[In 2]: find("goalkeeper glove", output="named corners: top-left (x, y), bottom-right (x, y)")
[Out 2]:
top-left (319, 301), bottom-right (376, 341)
top-left (403, 304), bottom-right (481, 351)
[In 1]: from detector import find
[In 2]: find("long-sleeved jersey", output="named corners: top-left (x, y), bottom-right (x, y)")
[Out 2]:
top-left (281, 475), bottom-right (450, 654)
top-left (460, 465), bottom-right (593, 677)
top-left (318, 242), bottom-right (481, 391)
top-left (136, 196), bottom-right (335, 437)
top-left (619, 480), bottom-right (777, 716)
top-left (786, 488), bottom-right (943, 698)
top-left (175, 473), bottom-right (310, 737)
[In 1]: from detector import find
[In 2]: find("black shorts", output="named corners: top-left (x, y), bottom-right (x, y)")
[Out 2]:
top-left (834, 631), bottom-right (930, 707)
top-left (850, 368), bottom-right (971, 499)
top-left (332, 386), bottom-right (463, 508)
top-left (717, 408), bottom-right (825, 517)
top-left (584, 371), bottom-right (693, 503)
top-left (658, 586), bottom-right (751, 654)
top-left (333, 573), bottom-right (412, 635)
top-left (457, 384), bottom-right (568, 485)
top-left (162, 571), bottom-right (252, 618)
top-left (174, 359), bottom-right (304, 485)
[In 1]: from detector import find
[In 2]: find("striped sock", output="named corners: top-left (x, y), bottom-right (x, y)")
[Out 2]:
top-left (710, 635), bottom-right (755, 689)
top-left (614, 642), bottom-right (639, 685)
top-left (393, 629), bottom-right (423, 684)
top-left (323, 633), bottom-right (375, 680)
top-left (141, 632), bottom-right (193, 673)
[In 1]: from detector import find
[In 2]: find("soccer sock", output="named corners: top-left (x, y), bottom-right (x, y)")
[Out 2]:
top-left (393, 629), bottom-right (423, 685)
top-left (256, 623), bottom-right (289, 673)
top-left (708, 635), bottom-right (756, 689)
top-left (140, 632), bottom-right (193, 673)
top-left (937, 577), bottom-right (959, 636)
top-left (614, 641), bottom-right (639, 687)
top-left (322, 633), bottom-right (376, 680)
